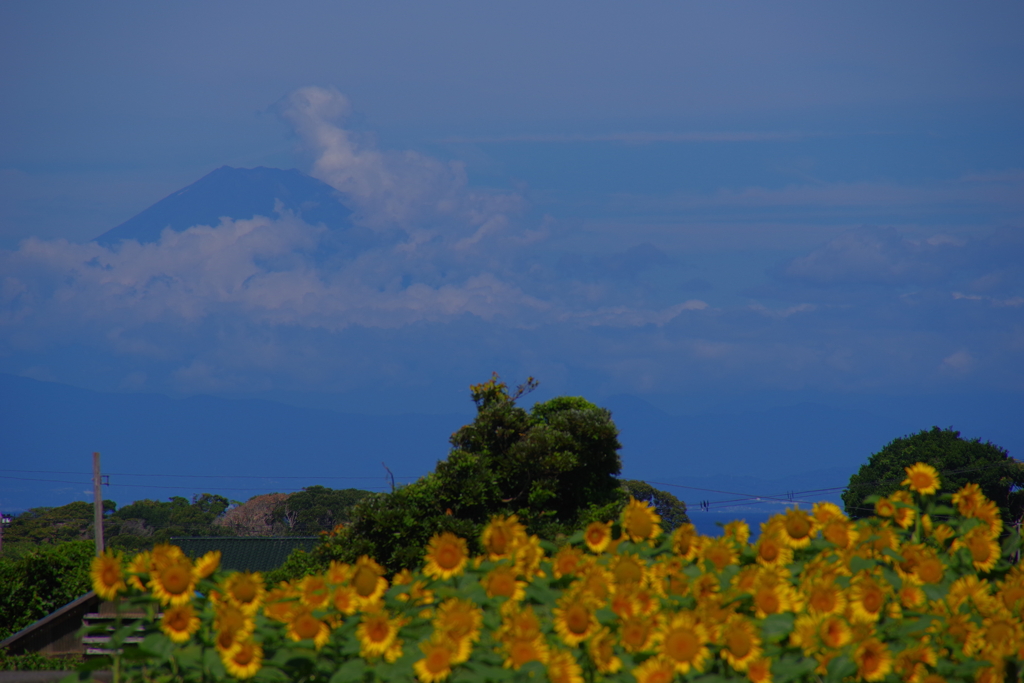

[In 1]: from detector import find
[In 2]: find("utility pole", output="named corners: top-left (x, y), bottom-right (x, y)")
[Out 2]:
top-left (0, 511), bottom-right (12, 554)
top-left (93, 452), bottom-right (104, 555)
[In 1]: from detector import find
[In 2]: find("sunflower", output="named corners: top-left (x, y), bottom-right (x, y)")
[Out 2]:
top-left (263, 586), bottom-right (299, 623)
top-left (584, 521), bottom-right (613, 554)
top-left (350, 555), bottom-right (388, 604)
top-left (875, 497), bottom-right (896, 518)
top-left (553, 591), bottom-right (597, 647)
top-left (821, 518), bottom-right (856, 549)
top-left (512, 534), bottom-right (545, 577)
top-left (297, 574), bottom-right (330, 609)
top-left (812, 502), bottom-right (845, 525)
top-left (287, 608), bottom-right (330, 650)
top-left (818, 615), bottom-right (852, 650)
top-left (789, 614), bottom-right (820, 656)
top-left (502, 637), bottom-right (548, 670)
top-left (481, 515), bottom-right (526, 560)
top-left (357, 609), bottom-right (403, 658)
top-left (433, 598), bottom-right (483, 646)
top-left (126, 551), bottom-right (150, 592)
top-left (158, 603), bottom-right (200, 643)
top-left (587, 627), bottom-right (623, 675)
top-left (149, 555), bottom-right (196, 606)
top-left (221, 639), bottom-right (263, 680)
top-left (857, 519), bottom-right (900, 558)
top-left (617, 614), bottom-right (658, 653)
top-left (902, 462), bottom-right (941, 495)
top-left (914, 556), bottom-right (945, 584)
top-left (482, 564), bottom-right (526, 602)
top-left (752, 580), bottom-right (792, 618)
top-left (894, 644), bottom-right (938, 683)
top-left (552, 546), bottom-right (584, 579)
top-left (849, 573), bottom-right (888, 623)
top-left (423, 532), bottom-right (469, 580)
top-left (957, 527), bottom-right (1001, 573)
top-left (621, 497), bottom-right (662, 543)
top-left (546, 649), bottom-right (584, 683)
top-left (938, 611), bottom-right (982, 657)
top-left (720, 615), bottom-right (762, 672)
top-left (890, 490), bottom-right (917, 529)
top-left (723, 520), bottom-right (750, 546)
top-left (331, 585), bottom-right (358, 615)
top-left (611, 553), bottom-right (646, 585)
top-left (747, 657), bottom-right (773, 683)
top-left (223, 571), bottom-right (265, 614)
top-left (952, 483), bottom-right (985, 517)
top-left (214, 604), bottom-right (254, 654)
top-left (754, 534), bottom-right (793, 568)
top-left (898, 584), bottom-right (926, 610)
top-left (91, 551), bottom-right (126, 601)
top-left (780, 508), bottom-right (816, 548)
top-left (701, 537), bottom-right (739, 572)
top-left (981, 613), bottom-right (1023, 658)
top-left (805, 579), bottom-right (846, 616)
top-left (497, 604), bottom-right (543, 643)
top-left (578, 564), bottom-right (613, 601)
top-left (947, 575), bottom-right (996, 613)
top-left (659, 611), bottom-right (710, 674)
top-left (414, 637), bottom-right (458, 683)
top-left (854, 638), bottom-right (892, 682)
top-left (632, 655), bottom-right (677, 683)
top-left (194, 550), bottom-right (221, 579)
top-left (326, 560), bottom-right (351, 585)
top-left (671, 523), bottom-right (701, 560)
top-left (998, 579), bottom-right (1024, 613)
top-left (973, 500), bottom-right (1004, 538)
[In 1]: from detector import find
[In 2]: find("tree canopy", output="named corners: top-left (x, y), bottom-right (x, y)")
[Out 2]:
top-left (843, 426), bottom-right (1024, 524)
top-left (312, 375), bottom-right (625, 573)
top-left (621, 479), bottom-right (689, 530)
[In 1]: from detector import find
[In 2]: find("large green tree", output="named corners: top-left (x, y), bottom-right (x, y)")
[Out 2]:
top-left (843, 426), bottom-right (1024, 524)
top-left (273, 486), bottom-right (371, 534)
top-left (312, 375), bottom-right (625, 573)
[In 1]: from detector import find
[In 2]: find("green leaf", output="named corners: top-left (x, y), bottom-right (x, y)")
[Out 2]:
top-left (140, 633), bottom-right (176, 662)
top-left (825, 654), bottom-right (857, 681)
top-left (203, 646), bottom-right (227, 679)
top-left (254, 664), bottom-right (291, 683)
top-left (922, 583), bottom-right (947, 602)
top-left (772, 654), bottom-right (817, 683)
top-left (849, 556), bottom-right (876, 573)
top-left (760, 613), bottom-right (795, 642)
top-left (881, 566), bottom-right (902, 591)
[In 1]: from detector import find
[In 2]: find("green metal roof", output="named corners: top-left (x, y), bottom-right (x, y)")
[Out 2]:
top-left (170, 537), bottom-right (318, 573)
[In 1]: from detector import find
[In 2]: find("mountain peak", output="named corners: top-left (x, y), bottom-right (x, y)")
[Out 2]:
top-left (94, 166), bottom-right (353, 246)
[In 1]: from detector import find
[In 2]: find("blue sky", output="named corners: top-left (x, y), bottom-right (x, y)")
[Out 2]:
top-left (1, 2), bottom-right (1022, 418)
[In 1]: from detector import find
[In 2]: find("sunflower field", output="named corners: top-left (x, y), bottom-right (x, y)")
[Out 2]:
top-left (78, 463), bottom-right (1024, 683)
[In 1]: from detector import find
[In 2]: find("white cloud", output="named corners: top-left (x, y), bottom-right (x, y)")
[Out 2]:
top-left (279, 86), bottom-right (524, 234)
top-left (941, 350), bottom-right (975, 374)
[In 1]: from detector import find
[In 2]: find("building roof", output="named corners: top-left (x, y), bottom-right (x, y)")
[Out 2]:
top-left (170, 536), bottom-right (318, 573)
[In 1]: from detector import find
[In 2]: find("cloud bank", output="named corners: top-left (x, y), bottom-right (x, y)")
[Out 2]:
top-left (1, 87), bottom-right (1021, 403)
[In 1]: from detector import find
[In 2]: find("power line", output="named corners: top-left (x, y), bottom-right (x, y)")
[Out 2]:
top-left (0, 469), bottom-right (417, 481)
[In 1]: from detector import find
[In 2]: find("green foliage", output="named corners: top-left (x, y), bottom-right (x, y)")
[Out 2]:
top-left (0, 541), bottom-right (94, 640)
top-left (0, 651), bottom-right (80, 671)
top-left (2, 500), bottom-right (114, 545)
top-left (314, 375), bottom-right (624, 573)
top-left (621, 479), bottom-right (689, 530)
top-left (843, 426), bottom-right (1024, 522)
top-left (273, 486), bottom-right (371, 534)
top-left (106, 493), bottom-right (234, 551)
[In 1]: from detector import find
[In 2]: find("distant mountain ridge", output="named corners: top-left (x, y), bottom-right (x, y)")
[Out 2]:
top-left (94, 166), bottom-right (354, 246)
